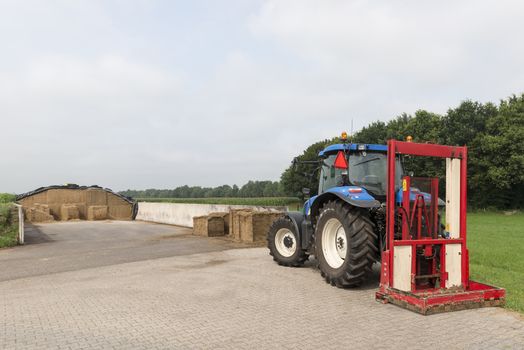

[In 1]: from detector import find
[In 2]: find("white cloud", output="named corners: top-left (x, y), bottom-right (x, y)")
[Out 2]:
top-left (23, 55), bottom-right (175, 98)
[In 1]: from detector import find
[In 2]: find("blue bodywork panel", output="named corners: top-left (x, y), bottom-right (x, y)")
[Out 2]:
top-left (318, 143), bottom-right (387, 157)
top-left (303, 195), bottom-right (316, 215)
top-left (396, 188), bottom-right (431, 204)
top-left (304, 186), bottom-right (380, 215)
top-left (395, 188), bottom-right (445, 206)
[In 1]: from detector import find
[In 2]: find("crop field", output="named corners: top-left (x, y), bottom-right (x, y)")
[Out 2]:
top-left (468, 211), bottom-right (524, 313)
top-left (136, 197), bottom-right (303, 210)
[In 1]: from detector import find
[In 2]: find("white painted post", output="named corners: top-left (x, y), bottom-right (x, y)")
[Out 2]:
top-left (445, 243), bottom-right (462, 287)
top-left (14, 204), bottom-right (24, 245)
top-left (445, 158), bottom-right (462, 287)
top-left (445, 158), bottom-right (461, 238)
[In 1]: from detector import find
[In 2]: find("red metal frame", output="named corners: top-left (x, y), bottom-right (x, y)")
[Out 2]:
top-left (377, 140), bottom-right (505, 314)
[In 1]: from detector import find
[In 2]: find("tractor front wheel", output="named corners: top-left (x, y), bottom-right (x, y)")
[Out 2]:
top-left (267, 217), bottom-right (309, 267)
top-left (315, 200), bottom-right (378, 287)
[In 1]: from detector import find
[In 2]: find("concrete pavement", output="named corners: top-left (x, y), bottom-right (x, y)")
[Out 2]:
top-left (1, 222), bottom-right (523, 349)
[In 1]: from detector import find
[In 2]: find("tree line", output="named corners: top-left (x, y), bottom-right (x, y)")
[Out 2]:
top-left (120, 180), bottom-right (285, 199)
top-left (281, 94), bottom-right (524, 209)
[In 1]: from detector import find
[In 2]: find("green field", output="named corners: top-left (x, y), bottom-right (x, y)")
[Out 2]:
top-left (468, 211), bottom-right (524, 313)
top-left (136, 197), bottom-right (303, 210)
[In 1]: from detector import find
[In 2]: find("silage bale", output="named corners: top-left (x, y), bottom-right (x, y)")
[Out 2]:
top-left (85, 189), bottom-right (107, 206)
top-left (208, 212), bottom-right (229, 237)
top-left (229, 209), bottom-right (253, 241)
top-left (60, 204), bottom-right (80, 221)
top-left (24, 206), bottom-right (54, 223)
top-left (34, 203), bottom-right (50, 215)
top-left (87, 205), bottom-right (108, 220)
top-left (32, 209), bottom-right (55, 222)
top-left (108, 205), bottom-right (133, 220)
top-left (238, 211), bottom-right (254, 242)
top-left (193, 214), bottom-right (229, 237)
top-left (206, 216), bottom-right (226, 237)
top-left (193, 216), bottom-right (208, 236)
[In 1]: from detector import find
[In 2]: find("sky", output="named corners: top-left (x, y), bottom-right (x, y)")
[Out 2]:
top-left (1, 0), bottom-right (523, 193)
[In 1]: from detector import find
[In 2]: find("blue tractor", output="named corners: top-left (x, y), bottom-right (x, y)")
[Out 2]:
top-left (267, 133), bottom-right (429, 287)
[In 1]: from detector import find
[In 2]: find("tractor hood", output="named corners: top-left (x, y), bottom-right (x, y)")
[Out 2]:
top-left (395, 188), bottom-right (445, 207)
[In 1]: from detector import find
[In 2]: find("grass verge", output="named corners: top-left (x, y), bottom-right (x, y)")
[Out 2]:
top-left (0, 193), bottom-right (16, 203)
top-left (0, 203), bottom-right (18, 248)
top-left (468, 211), bottom-right (524, 313)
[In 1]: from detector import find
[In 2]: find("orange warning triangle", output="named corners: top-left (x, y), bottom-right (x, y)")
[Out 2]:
top-left (334, 151), bottom-right (348, 169)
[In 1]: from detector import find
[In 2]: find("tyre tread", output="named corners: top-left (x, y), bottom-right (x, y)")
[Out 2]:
top-left (267, 217), bottom-right (309, 267)
top-left (315, 200), bottom-right (379, 287)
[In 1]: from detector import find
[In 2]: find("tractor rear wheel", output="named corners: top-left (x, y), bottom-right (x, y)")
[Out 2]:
top-left (315, 200), bottom-right (378, 287)
top-left (267, 217), bottom-right (309, 267)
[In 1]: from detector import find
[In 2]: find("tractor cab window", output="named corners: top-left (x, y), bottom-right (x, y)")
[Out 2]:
top-left (348, 152), bottom-right (387, 195)
top-left (318, 154), bottom-right (345, 194)
top-left (319, 151), bottom-right (403, 196)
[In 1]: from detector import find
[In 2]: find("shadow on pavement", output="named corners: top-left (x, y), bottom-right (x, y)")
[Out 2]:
top-left (23, 224), bottom-right (54, 245)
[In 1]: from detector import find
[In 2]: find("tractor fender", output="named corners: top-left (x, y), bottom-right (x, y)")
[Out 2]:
top-left (282, 211), bottom-right (314, 250)
top-left (283, 211), bottom-right (306, 236)
top-left (309, 187), bottom-right (380, 221)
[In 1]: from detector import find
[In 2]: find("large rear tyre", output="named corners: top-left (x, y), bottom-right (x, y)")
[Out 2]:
top-left (267, 217), bottom-right (309, 267)
top-left (315, 200), bottom-right (378, 287)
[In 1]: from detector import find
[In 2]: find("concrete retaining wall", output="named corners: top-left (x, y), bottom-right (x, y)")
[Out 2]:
top-left (136, 202), bottom-right (285, 228)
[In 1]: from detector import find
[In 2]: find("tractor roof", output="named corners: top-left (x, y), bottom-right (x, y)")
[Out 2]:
top-left (319, 143), bottom-right (387, 157)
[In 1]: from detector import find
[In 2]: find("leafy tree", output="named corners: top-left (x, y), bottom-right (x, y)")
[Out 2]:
top-left (121, 181), bottom-right (286, 199)
top-left (352, 121), bottom-right (388, 144)
top-left (231, 185), bottom-right (239, 197)
top-left (474, 95), bottom-right (524, 208)
top-left (280, 138), bottom-right (337, 198)
top-left (0, 193), bottom-right (16, 203)
top-left (441, 100), bottom-right (496, 146)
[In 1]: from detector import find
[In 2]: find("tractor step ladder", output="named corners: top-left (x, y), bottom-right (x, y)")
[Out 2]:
top-left (375, 140), bottom-right (505, 315)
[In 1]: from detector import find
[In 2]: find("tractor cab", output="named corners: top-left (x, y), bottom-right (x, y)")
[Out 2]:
top-left (318, 143), bottom-right (402, 199)
top-left (302, 140), bottom-right (407, 220)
